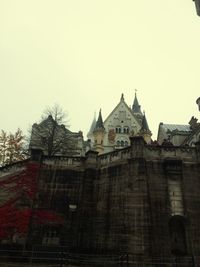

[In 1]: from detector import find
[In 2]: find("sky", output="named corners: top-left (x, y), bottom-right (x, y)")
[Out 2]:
top-left (0, 0), bottom-right (200, 140)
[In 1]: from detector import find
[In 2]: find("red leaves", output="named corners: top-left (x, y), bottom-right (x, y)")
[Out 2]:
top-left (0, 162), bottom-right (39, 200)
top-left (34, 210), bottom-right (64, 225)
top-left (0, 162), bottom-right (64, 239)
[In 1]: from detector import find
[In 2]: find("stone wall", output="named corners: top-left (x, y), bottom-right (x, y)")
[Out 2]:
top-left (1, 137), bottom-right (200, 266)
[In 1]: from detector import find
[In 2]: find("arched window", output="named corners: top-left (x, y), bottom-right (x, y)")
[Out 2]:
top-left (116, 127), bottom-right (121, 134)
top-left (125, 141), bottom-right (128, 147)
top-left (169, 216), bottom-right (187, 255)
top-left (121, 140), bottom-right (124, 147)
top-left (117, 140), bottom-right (120, 147)
top-left (123, 127), bottom-right (129, 134)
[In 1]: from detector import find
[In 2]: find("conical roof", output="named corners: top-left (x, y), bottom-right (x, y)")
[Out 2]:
top-left (94, 109), bottom-right (105, 130)
top-left (132, 93), bottom-right (142, 114)
top-left (87, 113), bottom-right (96, 138)
top-left (141, 112), bottom-right (151, 132)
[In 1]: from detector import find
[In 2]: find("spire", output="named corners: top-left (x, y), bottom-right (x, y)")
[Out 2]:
top-left (140, 112), bottom-right (152, 144)
top-left (141, 112), bottom-right (150, 132)
top-left (94, 109), bottom-right (105, 130)
top-left (132, 91), bottom-right (142, 114)
top-left (87, 112), bottom-right (97, 138)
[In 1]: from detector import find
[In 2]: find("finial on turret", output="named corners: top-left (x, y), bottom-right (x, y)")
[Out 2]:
top-left (121, 93), bottom-right (124, 101)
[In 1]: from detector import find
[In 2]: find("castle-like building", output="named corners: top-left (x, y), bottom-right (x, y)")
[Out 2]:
top-left (87, 93), bottom-right (152, 154)
top-left (0, 95), bottom-right (200, 266)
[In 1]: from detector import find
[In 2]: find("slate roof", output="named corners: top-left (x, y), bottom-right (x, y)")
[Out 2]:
top-left (141, 113), bottom-right (150, 132)
top-left (87, 113), bottom-right (97, 137)
top-left (132, 93), bottom-right (142, 114)
top-left (160, 123), bottom-right (191, 133)
top-left (94, 109), bottom-right (105, 130)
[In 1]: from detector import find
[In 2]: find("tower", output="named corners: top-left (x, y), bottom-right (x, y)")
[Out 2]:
top-left (87, 112), bottom-right (96, 140)
top-left (93, 109), bottom-right (105, 154)
top-left (132, 92), bottom-right (143, 124)
top-left (139, 112), bottom-right (152, 144)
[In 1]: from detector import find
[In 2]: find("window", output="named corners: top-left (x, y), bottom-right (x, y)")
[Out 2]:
top-left (116, 127), bottom-right (121, 133)
top-left (123, 127), bottom-right (129, 134)
top-left (125, 141), bottom-right (128, 147)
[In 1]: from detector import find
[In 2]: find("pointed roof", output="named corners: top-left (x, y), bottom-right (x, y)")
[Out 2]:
top-left (87, 113), bottom-right (97, 138)
top-left (141, 112), bottom-right (150, 132)
top-left (132, 93), bottom-right (142, 114)
top-left (94, 109), bottom-right (105, 130)
top-left (103, 94), bottom-right (141, 129)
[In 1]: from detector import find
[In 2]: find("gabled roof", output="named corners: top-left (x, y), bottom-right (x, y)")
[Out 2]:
top-left (34, 115), bottom-right (73, 134)
top-left (104, 94), bottom-right (141, 128)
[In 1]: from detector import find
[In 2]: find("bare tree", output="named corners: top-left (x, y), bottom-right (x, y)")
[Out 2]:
top-left (42, 103), bottom-right (69, 126)
top-left (0, 128), bottom-right (27, 166)
top-left (30, 104), bottom-right (82, 157)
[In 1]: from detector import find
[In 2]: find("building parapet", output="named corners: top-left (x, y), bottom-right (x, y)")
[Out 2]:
top-left (145, 145), bottom-right (196, 161)
top-left (97, 143), bottom-right (197, 167)
top-left (98, 147), bottom-right (131, 167)
top-left (42, 156), bottom-right (84, 168)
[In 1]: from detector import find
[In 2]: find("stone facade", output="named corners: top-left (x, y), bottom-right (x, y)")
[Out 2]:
top-left (88, 93), bottom-right (152, 154)
top-left (1, 136), bottom-right (200, 266)
top-left (29, 115), bottom-right (84, 156)
top-left (1, 97), bottom-right (200, 266)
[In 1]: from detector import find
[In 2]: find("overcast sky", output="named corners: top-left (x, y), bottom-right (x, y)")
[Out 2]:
top-left (1, 0), bottom-right (200, 140)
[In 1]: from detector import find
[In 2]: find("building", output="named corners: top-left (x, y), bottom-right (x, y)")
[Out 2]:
top-left (87, 93), bottom-right (152, 154)
top-left (29, 114), bottom-right (84, 156)
top-left (0, 97), bottom-right (200, 266)
top-left (157, 98), bottom-right (200, 147)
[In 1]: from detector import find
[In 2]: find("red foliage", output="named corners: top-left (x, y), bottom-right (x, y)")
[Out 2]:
top-left (0, 162), bottom-right (39, 200)
top-left (0, 162), bottom-right (64, 240)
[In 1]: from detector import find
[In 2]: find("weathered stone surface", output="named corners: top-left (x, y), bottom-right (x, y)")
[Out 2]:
top-left (1, 137), bottom-right (200, 266)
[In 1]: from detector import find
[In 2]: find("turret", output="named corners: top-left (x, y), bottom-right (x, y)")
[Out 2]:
top-left (132, 92), bottom-right (143, 124)
top-left (139, 112), bottom-right (152, 144)
top-left (93, 109), bottom-right (105, 154)
top-left (87, 112), bottom-right (96, 140)
top-left (132, 92), bottom-right (142, 114)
